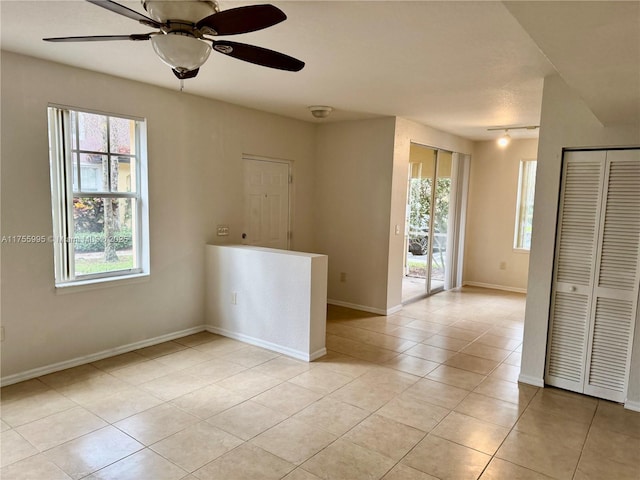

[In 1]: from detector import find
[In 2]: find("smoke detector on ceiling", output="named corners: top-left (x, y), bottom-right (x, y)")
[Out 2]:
top-left (309, 106), bottom-right (333, 119)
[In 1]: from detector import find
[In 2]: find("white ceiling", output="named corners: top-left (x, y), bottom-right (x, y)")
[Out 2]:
top-left (1, 1), bottom-right (638, 140)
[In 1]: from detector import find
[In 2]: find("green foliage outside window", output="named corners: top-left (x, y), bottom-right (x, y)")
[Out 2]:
top-left (409, 177), bottom-right (451, 235)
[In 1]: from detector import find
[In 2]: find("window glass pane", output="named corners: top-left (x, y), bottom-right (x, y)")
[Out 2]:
top-left (70, 111), bottom-right (78, 150)
top-left (73, 197), bottom-right (136, 276)
top-left (109, 117), bottom-right (136, 156)
top-left (72, 153), bottom-right (79, 191)
top-left (77, 112), bottom-right (108, 152)
top-left (514, 160), bottom-right (537, 250)
top-left (110, 155), bottom-right (136, 193)
top-left (523, 161), bottom-right (536, 249)
top-left (77, 153), bottom-right (108, 192)
top-left (128, 156), bottom-right (137, 192)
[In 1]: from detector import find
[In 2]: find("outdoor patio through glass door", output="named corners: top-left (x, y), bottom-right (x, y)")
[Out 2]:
top-left (403, 144), bottom-right (452, 303)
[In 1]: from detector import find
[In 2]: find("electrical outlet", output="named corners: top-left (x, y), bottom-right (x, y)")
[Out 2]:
top-left (217, 225), bottom-right (230, 236)
top-left (499, 261), bottom-right (507, 270)
top-left (340, 272), bottom-right (347, 282)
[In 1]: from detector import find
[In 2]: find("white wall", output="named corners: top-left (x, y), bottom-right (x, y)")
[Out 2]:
top-left (313, 118), bottom-right (397, 314)
top-left (520, 74), bottom-right (640, 407)
top-left (0, 52), bottom-right (316, 379)
top-left (205, 245), bottom-right (327, 361)
top-left (387, 118), bottom-right (474, 309)
top-left (463, 138), bottom-right (538, 292)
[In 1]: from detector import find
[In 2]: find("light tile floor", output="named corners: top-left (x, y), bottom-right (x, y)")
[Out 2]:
top-left (2, 287), bottom-right (639, 479)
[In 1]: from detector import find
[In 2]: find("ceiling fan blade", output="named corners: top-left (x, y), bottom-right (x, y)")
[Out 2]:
top-left (197, 4), bottom-right (286, 35)
top-left (86, 0), bottom-right (162, 28)
top-left (212, 41), bottom-right (304, 71)
top-left (44, 34), bottom-right (152, 42)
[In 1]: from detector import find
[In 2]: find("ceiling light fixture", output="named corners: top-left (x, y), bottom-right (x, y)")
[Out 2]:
top-left (488, 125), bottom-right (539, 148)
top-left (498, 130), bottom-right (511, 147)
top-left (143, 0), bottom-right (219, 24)
top-left (309, 106), bottom-right (333, 119)
top-left (151, 32), bottom-right (211, 73)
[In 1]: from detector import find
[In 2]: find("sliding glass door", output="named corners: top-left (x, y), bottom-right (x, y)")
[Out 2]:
top-left (403, 145), bottom-right (455, 303)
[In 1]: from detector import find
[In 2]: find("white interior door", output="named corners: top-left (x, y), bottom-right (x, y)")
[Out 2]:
top-left (243, 158), bottom-right (290, 250)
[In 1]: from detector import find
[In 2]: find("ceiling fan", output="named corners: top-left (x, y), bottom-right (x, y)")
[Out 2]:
top-left (43, 0), bottom-right (305, 80)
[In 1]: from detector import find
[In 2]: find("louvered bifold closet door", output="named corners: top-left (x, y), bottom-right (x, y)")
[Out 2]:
top-left (546, 151), bottom-right (606, 392)
top-left (584, 150), bottom-right (640, 402)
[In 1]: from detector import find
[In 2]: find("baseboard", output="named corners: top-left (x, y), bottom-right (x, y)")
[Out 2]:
top-left (327, 299), bottom-right (401, 316)
top-left (463, 281), bottom-right (527, 294)
top-left (309, 348), bottom-right (328, 361)
top-left (0, 325), bottom-right (206, 387)
top-left (518, 373), bottom-right (545, 387)
top-left (624, 399), bottom-right (640, 412)
top-left (206, 325), bottom-right (324, 362)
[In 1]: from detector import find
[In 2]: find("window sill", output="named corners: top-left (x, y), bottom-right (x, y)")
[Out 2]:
top-left (513, 248), bottom-right (531, 254)
top-left (55, 272), bottom-right (149, 295)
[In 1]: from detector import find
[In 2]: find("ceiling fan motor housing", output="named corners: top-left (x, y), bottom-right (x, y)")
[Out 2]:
top-left (142, 0), bottom-right (218, 23)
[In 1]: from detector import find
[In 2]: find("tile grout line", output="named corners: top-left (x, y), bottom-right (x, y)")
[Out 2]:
top-left (473, 385), bottom-right (540, 479)
top-left (570, 399), bottom-right (599, 480)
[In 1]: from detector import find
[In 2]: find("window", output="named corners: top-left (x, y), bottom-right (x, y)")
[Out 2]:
top-left (48, 106), bottom-right (149, 286)
top-left (514, 159), bottom-right (537, 250)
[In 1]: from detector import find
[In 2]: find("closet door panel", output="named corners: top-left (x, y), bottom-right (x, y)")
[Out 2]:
top-left (554, 155), bottom-right (605, 287)
top-left (547, 291), bottom-right (591, 389)
top-left (546, 151), bottom-right (606, 392)
top-left (584, 151), bottom-right (640, 402)
top-left (586, 297), bottom-right (635, 400)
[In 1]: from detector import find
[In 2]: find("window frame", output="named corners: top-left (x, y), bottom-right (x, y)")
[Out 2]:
top-left (48, 105), bottom-right (150, 287)
top-left (513, 158), bottom-right (537, 252)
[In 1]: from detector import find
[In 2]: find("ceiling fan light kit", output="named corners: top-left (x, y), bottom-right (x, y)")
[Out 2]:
top-left (143, 0), bottom-right (218, 24)
top-left (151, 32), bottom-right (211, 72)
top-left (43, 0), bottom-right (305, 80)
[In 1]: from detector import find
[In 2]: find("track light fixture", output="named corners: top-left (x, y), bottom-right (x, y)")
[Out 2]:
top-left (497, 130), bottom-right (511, 147)
top-left (488, 125), bottom-right (539, 148)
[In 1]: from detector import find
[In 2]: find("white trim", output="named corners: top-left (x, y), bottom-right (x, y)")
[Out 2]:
top-left (0, 325), bottom-right (206, 387)
top-left (327, 299), bottom-right (401, 316)
top-left (47, 102), bottom-right (146, 123)
top-left (624, 399), bottom-right (640, 412)
top-left (205, 326), bottom-right (324, 362)
top-left (463, 281), bottom-right (527, 294)
top-left (518, 373), bottom-right (545, 387)
top-left (55, 272), bottom-right (149, 294)
top-left (308, 348), bottom-right (328, 361)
